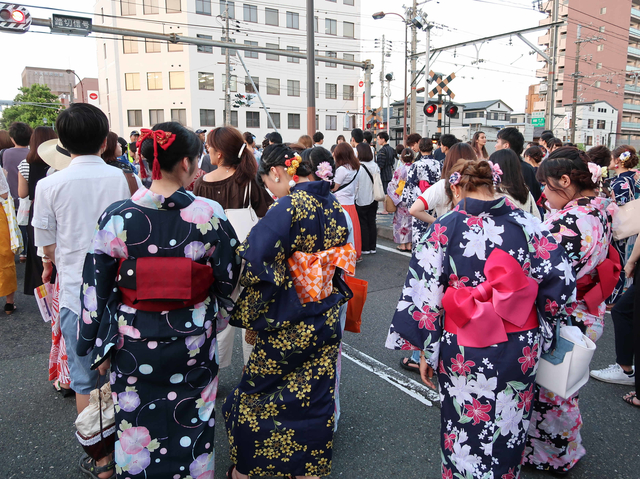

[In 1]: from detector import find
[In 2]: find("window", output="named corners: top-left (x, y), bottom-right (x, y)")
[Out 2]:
top-left (168, 41), bottom-right (183, 52)
top-left (123, 36), bottom-right (138, 53)
top-left (587, 119), bottom-right (594, 128)
top-left (600, 7), bottom-right (606, 14)
top-left (106, 78), bottom-right (109, 94)
top-left (586, 135), bottom-right (593, 145)
top-left (344, 0), bottom-right (354, 5)
top-left (314, 16), bottom-right (318, 33)
top-left (128, 110), bottom-right (143, 127)
top-left (316, 115), bottom-right (319, 131)
top-left (595, 80), bottom-right (601, 88)
top-left (243, 4), bottom-right (257, 22)
top-left (103, 43), bottom-right (107, 59)
top-left (149, 109), bottom-right (164, 125)
top-left (343, 53), bottom-right (354, 69)
top-left (197, 34), bottom-right (213, 53)
top-left (343, 22), bottom-right (354, 38)
top-left (597, 44), bottom-right (604, 51)
top-left (145, 39), bottom-right (161, 53)
top-left (326, 83), bottom-right (337, 99)
top-left (166, 0), bottom-right (181, 13)
top-left (267, 78), bottom-right (280, 95)
top-left (200, 109), bottom-right (215, 127)
top-left (343, 85), bottom-right (354, 101)
top-left (269, 112), bottom-right (280, 128)
top-left (220, 0), bottom-right (235, 18)
top-left (125, 73), bottom-right (140, 91)
top-left (287, 80), bottom-right (300, 97)
top-left (326, 51), bottom-right (337, 67)
top-left (598, 107), bottom-right (607, 113)
top-left (287, 46), bottom-right (300, 63)
top-left (265, 8), bottom-right (278, 26)
top-left (121, 0), bottom-right (136, 16)
top-left (244, 40), bottom-right (258, 58)
top-left (171, 109), bottom-right (187, 125)
top-left (596, 62), bottom-right (602, 69)
top-left (344, 114), bottom-right (356, 130)
top-left (325, 18), bottom-right (337, 35)
top-left (597, 120), bottom-right (606, 129)
top-left (288, 113), bottom-right (301, 129)
top-left (286, 11), bottom-right (299, 29)
top-left (224, 110), bottom-right (238, 127)
top-left (222, 74), bottom-right (237, 92)
top-left (169, 71), bottom-right (185, 89)
top-left (198, 72), bottom-right (214, 90)
top-left (196, 0), bottom-right (211, 15)
top-left (143, 0), bottom-right (159, 14)
top-left (245, 76), bottom-right (259, 93)
top-left (147, 72), bottom-right (163, 90)
top-left (266, 43), bottom-right (279, 61)
top-left (246, 111), bottom-right (260, 128)
top-left (599, 26), bottom-right (605, 33)
top-left (316, 82), bottom-right (319, 99)
top-left (326, 115), bottom-right (337, 130)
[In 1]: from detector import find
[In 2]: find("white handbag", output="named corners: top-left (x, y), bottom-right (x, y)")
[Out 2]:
top-left (612, 197), bottom-right (640, 241)
top-left (224, 182), bottom-right (258, 243)
top-left (17, 197), bottom-right (31, 226)
top-left (362, 164), bottom-right (385, 202)
top-left (2, 195), bottom-right (23, 254)
top-left (535, 319), bottom-right (596, 399)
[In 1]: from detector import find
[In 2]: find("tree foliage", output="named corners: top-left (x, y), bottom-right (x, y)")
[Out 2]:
top-left (0, 84), bottom-right (63, 129)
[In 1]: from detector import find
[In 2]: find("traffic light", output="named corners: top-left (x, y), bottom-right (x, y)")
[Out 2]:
top-left (423, 102), bottom-right (437, 117)
top-left (0, 5), bottom-right (31, 33)
top-left (445, 103), bottom-right (458, 118)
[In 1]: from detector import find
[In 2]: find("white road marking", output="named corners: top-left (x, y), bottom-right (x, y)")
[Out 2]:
top-left (342, 343), bottom-right (440, 407)
top-left (376, 244), bottom-right (412, 258)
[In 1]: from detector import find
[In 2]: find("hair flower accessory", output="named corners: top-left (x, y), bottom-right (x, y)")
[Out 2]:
top-left (449, 171), bottom-right (461, 186)
top-left (286, 153), bottom-right (303, 177)
top-left (316, 161), bottom-right (333, 181)
top-left (285, 159), bottom-right (292, 167)
top-left (136, 128), bottom-right (177, 180)
top-left (588, 161), bottom-right (603, 185)
top-left (487, 160), bottom-right (503, 185)
top-left (620, 151), bottom-right (631, 162)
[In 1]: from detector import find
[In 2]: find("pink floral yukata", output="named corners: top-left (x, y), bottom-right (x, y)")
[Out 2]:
top-left (387, 162), bottom-right (413, 244)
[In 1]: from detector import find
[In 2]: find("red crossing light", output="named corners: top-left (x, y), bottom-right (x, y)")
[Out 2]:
top-left (423, 102), bottom-right (437, 117)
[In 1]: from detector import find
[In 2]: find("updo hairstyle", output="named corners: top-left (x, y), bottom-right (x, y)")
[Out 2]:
top-left (207, 126), bottom-right (257, 185)
top-left (445, 159), bottom-right (495, 203)
top-left (612, 145), bottom-right (639, 169)
top-left (524, 145), bottom-right (544, 165)
top-left (418, 138), bottom-right (434, 154)
top-left (400, 147), bottom-right (414, 164)
top-left (139, 122), bottom-right (201, 175)
top-left (300, 146), bottom-right (335, 180)
top-left (536, 154), bottom-right (597, 194)
top-left (585, 145), bottom-right (611, 168)
top-left (258, 143), bottom-right (315, 180)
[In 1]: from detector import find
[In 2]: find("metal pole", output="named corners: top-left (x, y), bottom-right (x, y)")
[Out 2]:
top-left (570, 25), bottom-right (581, 144)
top-left (236, 54), bottom-right (278, 132)
top-left (422, 25), bottom-right (431, 138)
top-left (306, 0), bottom-right (316, 137)
top-left (403, 23), bottom-right (408, 142)
top-left (409, 1), bottom-right (417, 135)
top-left (365, 60), bottom-right (372, 130)
top-left (69, 82), bottom-right (74, 105)
top-left (380, 34), bottom-right (385, 113)
top-left (386, 81), bottom-right (391, 137)
top-left (224, 3), bottom-right (230, 126)
top-left (547, 0), bottom-right (559, 132)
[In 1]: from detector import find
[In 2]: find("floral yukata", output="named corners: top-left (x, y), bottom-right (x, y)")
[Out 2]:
top-left (78, 187), bottom-right (240, 479)
top-left (609, 171), bottom-right (640, 303)
top-left (525, 196), bottom-right (614, 474)
top-left (387, 162), bottom-right (413, 244)
top-left (223, 181), bottom-right (353, 477)
top-left (401, 154), bottom-right (441, 247)
top-left (386, 197), bottom-right (574, 479)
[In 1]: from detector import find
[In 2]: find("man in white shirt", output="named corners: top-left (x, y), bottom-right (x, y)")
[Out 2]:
top-left (313, 131), bottom-right (326, 148)
top-left (32, 103), bottom-right (131, 477)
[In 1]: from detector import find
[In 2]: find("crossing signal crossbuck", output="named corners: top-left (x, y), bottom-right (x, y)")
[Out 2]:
top-left (0, 4), bottom-right (30, 33)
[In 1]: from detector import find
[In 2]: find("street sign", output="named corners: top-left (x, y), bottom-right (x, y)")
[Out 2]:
top-left (87, 90), bottom-right (99, 107)
top-left (51, 14), bottom-right (92, 36)
top-left (358, 81), bottom-right (364, 88)
top-left (531, 117), bottom-right (545, 127)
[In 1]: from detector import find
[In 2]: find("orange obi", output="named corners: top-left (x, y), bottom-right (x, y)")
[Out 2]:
top-left (287, 244), bottom-right (356, 304)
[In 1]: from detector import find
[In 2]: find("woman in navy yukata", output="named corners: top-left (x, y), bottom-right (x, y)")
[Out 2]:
top-left (386, 159), bottom-right (575, 479)
top-left (78, 122), bottom-right (240, 479)
top-left (223, 144), bottom-right (356, 479)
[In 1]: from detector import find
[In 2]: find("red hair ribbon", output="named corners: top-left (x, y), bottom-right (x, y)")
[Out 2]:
top-left (136, 128), bottom-right (177, 180)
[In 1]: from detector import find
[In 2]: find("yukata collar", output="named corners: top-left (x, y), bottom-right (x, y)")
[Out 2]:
top-left (291, 180), bottom-right (331, 199)
top-left (452, 196), bottom-right (513, 217)
top-left (131, 187), bottom-right (194, 211)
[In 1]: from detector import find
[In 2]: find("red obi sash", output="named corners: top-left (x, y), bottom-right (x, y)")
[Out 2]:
top-left (576, 244), bottom-right (621, 315)
top-left (442, 248), bottom-right (539, 348)
top-left (117, 257), bottom-right (214, 312)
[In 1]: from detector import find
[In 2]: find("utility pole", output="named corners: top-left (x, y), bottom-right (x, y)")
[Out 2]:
top-left (403, 23), bottom-right (408, 143)
top-left (379, 34), bottom-right (386, 113)
top-left (546, 0), bottom-right (559, 133)
top-left (422, 24), bottom-right (432, 138)
top-left (306, 0), bottom-right (315, 136)
top-left (409, 0), bottom-right (418, 135)
top-left (224, 2), bottom-right (231, 126)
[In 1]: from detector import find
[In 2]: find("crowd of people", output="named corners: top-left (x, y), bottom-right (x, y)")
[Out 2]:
top-left (0, 105), bottom-right (638, 479)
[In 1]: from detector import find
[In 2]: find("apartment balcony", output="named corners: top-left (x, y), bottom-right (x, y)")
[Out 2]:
top-left (625, 84), bottom-right (640, 94)
top-left (536, 68), bottom-right (548, 79)
top-left (558, 55), bottom-right (565, 67)
top-left (623, 103), bottom-right (640, 112)
top-left (631, 27), bottom-right (640, 41)
top-left (630, 46), bottom-right (640, 59)
top-left (621, 121), bottom-right (640, 130)
top-left (533, 100), bottom-right (546, 111)
top-left (632, 8), bottom-right (640, 20)
top-left (538, 34), bottom-right (550, 45)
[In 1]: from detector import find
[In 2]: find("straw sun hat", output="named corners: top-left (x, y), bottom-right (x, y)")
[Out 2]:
top-left (37, 139), bottom-right (72, 170)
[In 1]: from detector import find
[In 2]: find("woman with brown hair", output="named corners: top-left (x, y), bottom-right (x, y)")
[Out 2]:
top-left (471, 131), bottom-right (489, 159)
top-left (387, 148), bottom-right (415, 251)
top-left (194, 126), bottom-right (273, 368)
top-left (101, 131), bottom-right (141, 195)
top-left (298, 134), bottom-right (313, 149)
top-left (332, 141), bottom-right (362, 258)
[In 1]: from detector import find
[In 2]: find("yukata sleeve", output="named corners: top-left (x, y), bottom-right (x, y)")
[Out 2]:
top-left (77, 209), bottom-right (127, 369)
top-left (401, 165), bottom-right (418, 206)
top-left (386, 166), bottom-right (403, 204)
top-left (612, 177), bottom-right (634, 205)
top-left (386, 224), bottom-right (447, 368)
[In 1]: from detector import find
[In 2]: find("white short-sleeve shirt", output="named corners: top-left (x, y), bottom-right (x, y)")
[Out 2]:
top-left (333, 165), bottom-right (358, 205)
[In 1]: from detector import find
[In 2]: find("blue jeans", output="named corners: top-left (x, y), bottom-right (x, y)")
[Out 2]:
top-left (411, 350), bottom-right (421, 363)
top-left (59, 307), bottom-right (99, 395)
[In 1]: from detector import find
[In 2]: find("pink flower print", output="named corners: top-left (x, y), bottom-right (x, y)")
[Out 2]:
top-left (545, 299), bottom-right (559, 316)
top-left (412, 310), bottom-right (437, 330)
top-left (451, 353), bottom-right (475, 376)
top-left (83, 286), bottom-right (97, 312)
top-left (533, 235), bottom-right (558, 260)
top-left (464, 397), bottom-right (492, 425)
top-left (399, 340), bottom-right (419, 351)
top-left (518, 344), bottom-right (539, 374)
top-left (82, 309), bottom-right (93, 325)
top-left (118, 391), bottom-right (141, 412)
top-left (186, 333), bottom-right (206, 351)
top-left (442, 465), bottom-right (453, 479)
top-left (119, 324), bottom-right (141, 339)
top-left (127, 448), bottom-right (151, 475)
top-left (448, 274), bottom-right (469, 289)
top-left (120, 426), bottom-right (151, 455)
top-left (439, 359), bottom-right (446, 374)
top-left (93, 230), bottom-right (128, 258)
top-left (184, 241), bottom-right (207, 261)
top-left (467, 216), bottom-right (483, 228)
top-left (190, 453), bottom-right (215, 479)
top-left (443, 433), bottom-right (456, 452)
top-left (131, 188), bottom-right (148, 201)
top-left (501, 468), bottom-right (517, 479)
top-left (429, 224), bottom-right (448, 245)
top-left (201, 377), bottom-right (218, 403)
top-left (518, 385), bottom-right (535, 412)
top-left (180, 199), bottom-right (214, 225)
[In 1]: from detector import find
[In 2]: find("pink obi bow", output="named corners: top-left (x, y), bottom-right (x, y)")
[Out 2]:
top-left (442, 248), bottom-right (539, 348)
top-left (419, 180), bottom-right (431, 193)
top-left (288, 244), bottom-right (356, 304)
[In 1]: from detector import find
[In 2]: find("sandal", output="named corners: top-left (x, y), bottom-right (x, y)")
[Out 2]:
top-left (400, 357), bottom-right (420, 373)
top-left (4, 303), bottom-right (16, 315)
top-left (623, 391), bottom-right (640, 408)
top-left (79, 453), bottom-right (115, 479)
top-left (53, 380), bottom-right (75, 398)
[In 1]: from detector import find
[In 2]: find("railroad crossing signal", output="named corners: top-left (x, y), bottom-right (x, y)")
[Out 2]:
top-left (423, 102), bottom-right (437, 117)
top-left (0, 4), bottom-right (31, 33)
top-left (428, 70), bottom-right (456, 99)
top-left (444, 103), bottom-right (458, 118)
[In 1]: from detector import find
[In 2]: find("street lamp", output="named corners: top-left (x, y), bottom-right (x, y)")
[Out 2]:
top-left (373, 11), bottom-right (408, 144)
top-left (66, 69), bottom-right (84, 103)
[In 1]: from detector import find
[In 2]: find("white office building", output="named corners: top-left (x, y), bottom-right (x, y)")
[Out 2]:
top-left (94, 0), bottom-right (362, 144)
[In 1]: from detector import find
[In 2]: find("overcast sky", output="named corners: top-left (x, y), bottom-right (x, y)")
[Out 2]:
top-left (1, 0), bottom-right (546, 112)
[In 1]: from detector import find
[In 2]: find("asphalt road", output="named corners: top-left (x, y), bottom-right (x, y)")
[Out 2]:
top-left (1, 239), bottom-right (639, 479)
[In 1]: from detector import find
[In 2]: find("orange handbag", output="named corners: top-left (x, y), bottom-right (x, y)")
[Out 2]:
top-left (344, 275), bottom-right (368, 333)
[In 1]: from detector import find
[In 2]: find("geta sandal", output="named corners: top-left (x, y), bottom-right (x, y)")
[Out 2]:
top-left (623, 391), bottom-right (640, 408)
top-left (4, 303), bottom-right (16, 315)
top-left (400, 357), bottom-right (420, 373)
top-left (79, 453), bottom-right (115, 479)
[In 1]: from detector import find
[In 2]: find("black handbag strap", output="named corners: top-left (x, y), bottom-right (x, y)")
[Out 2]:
top-left (336, 168), bottom-right (359, 192)
top-left (361, 163), bottom-right (375, 184)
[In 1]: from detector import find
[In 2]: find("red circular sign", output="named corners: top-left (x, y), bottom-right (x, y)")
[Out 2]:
top-left (89, 92), bottom-right (98, 100)
top-left (358, 81), bottom-right (364, 88)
